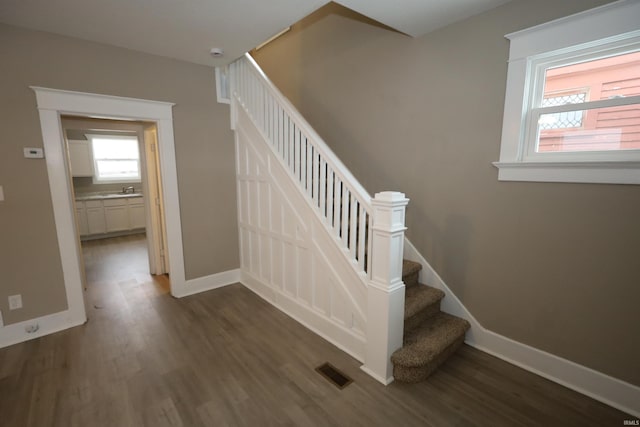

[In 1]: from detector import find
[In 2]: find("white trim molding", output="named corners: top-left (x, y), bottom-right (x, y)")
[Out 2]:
top-left (403, 238), bottom-right (640, 417)
top-left (173, 269), bottom-right (241, 298)
top-left (31, 87), bottom-right (188, 344)
top-left (495, 0), bottom-right (640, 185)
top-left (493, 161), bottom-right (640, 184)
top-left (0, 309), bottom-right (85, 349)
top-left (215, 66), bottom-right (231, 104)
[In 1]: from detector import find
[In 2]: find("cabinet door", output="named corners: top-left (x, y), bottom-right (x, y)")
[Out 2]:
top-left (68, 140), bottom-right (93, 177)
top-left (75, 202), bottom-right (89, 236)
top-left (104, 205), bottom-right (129, 232)
top-left (128, 198), bottom-right (146, 229)
top-left (86, 207), bottom-right (106, 235)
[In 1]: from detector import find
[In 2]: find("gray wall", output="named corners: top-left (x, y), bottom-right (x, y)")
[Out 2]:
top-left (253, 0), bottom-right (640, 386)
top-left (0, 23), bottom-right (239, 325)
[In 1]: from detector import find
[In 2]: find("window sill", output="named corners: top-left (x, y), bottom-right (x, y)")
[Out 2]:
top-left (492, 161), bottom-right (640, 185)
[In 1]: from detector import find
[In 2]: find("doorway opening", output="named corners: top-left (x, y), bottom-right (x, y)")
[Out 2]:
top-left (33, 87), bottom-right (188, 329)
top-left (62, 116), bottom-right (168, 268)
top-left (61, 116), bottom-right (171, 301)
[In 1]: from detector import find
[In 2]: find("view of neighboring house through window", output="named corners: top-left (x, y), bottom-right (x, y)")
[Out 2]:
top-left (87, 135), bottom-right (141, 183)
top-left (535, 50), bottom-right (640, 153)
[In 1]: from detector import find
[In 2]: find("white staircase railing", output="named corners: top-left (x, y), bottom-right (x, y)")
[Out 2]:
top-left (226, 54), bottom-right (409, 383)
top-left (231, 54), bottom-right (373, 277)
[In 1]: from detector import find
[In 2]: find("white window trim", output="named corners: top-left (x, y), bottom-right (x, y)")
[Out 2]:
top-left (494, 0), bottom-right (640, 185)
top-left (86, 133), bottom-right (142, 183)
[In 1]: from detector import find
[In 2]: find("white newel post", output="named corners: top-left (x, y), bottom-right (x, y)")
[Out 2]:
top-left (362, 191), bottom-right (409, 384)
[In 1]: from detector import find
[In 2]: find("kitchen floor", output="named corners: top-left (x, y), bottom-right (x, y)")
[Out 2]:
top-left (81, 233), bottom-right (159, 286)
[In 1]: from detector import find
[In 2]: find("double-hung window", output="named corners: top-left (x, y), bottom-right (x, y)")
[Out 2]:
top-left (494, 0), bottom-right (640, 184)
top-left (86, 134), bottom-right (141, 183)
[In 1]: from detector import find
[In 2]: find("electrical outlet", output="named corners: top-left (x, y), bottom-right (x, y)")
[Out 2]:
top-left (25, 324), bottom-right (39, 334)
top-left (8, 294), bottom-right (22, 310)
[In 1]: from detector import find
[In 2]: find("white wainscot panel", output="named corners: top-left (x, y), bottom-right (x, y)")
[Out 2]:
top-left (235, 107), bottom-right (367, 361)
top-left (259, 233), bottom-right (271, 282)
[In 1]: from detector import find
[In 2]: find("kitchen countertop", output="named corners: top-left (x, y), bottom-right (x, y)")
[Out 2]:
top-left (75, 192), bottom-right (143, 201)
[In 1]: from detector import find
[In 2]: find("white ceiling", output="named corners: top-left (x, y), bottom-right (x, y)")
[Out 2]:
top-left (0, 0), bottom-right (510, 67)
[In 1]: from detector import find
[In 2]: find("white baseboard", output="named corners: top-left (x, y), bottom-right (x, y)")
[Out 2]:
top-left (403, 238), bottom-right (640, 418)
top-left (360, 365), bottom-right (394, 385)
top-left (172, 268), bottom-right (241, 298)
top-left (0, 309), bottom-right (86, 349)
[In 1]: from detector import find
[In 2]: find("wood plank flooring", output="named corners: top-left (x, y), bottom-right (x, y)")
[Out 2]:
top-left (0, 235), bottom-right (632, 426)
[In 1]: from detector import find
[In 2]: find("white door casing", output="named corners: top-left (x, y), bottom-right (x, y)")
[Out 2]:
top-left (32, 87), bottom-right (187, 324)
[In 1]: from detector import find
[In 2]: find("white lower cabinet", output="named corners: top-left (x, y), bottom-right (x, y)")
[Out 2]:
top-left (128, 198), bottom-right (146, 229)
top-left (76, 196), bottom-right (144, 238)
top-left (86, 200), bottom-right (107, 235)
top-left (104, 199), bottom-right (130, 232)
top-left (75, 202), bottom-right (89, 236)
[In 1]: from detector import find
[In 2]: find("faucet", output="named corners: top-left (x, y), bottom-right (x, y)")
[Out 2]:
top-left (122, 186), bottom-right (135, 194)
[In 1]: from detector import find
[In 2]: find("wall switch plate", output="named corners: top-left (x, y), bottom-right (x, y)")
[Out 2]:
top-left (24, 147), bottom-right (44, 158)
top-left (0, 185), bottom-right (4, 201)
top-left (8, 294), bottom-right (22, 310)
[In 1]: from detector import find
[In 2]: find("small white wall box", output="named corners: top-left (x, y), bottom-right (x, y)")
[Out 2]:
top-left (24, 147), bottom-right (44, 158)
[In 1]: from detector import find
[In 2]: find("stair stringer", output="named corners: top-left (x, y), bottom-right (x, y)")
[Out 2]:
top-left (235, 105), bottom-right (368, 361)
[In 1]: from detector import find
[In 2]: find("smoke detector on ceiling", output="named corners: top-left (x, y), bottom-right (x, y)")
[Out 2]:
top-left (210, 48), bottom-right (224, 58)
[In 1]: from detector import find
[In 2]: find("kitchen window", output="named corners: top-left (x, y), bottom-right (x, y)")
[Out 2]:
top-left (87, 135), bottom-right (141, 183)
top-left (493, 0), bottom-right (640, 184)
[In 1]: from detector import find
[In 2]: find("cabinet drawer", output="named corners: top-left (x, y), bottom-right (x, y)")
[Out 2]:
top-left (85, 200), bottom-right (103, 209)
top-left (127, 197), bottom-right (144, 206)
top-left (103, 198), bottom-right (128, 207)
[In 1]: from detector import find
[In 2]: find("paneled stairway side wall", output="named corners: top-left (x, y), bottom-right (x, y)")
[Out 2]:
top-left (226, 54), bottom-right (410, 382)
top-left (234, 106), bottom-right (368, 361)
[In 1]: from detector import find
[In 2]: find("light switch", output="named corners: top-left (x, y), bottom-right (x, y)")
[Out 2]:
top-left (24, 147), bottom-right (44, 158)
top-left (8, 295), bottom-right (22, 310)
top-left (0, 185), bottom-right (4, 201)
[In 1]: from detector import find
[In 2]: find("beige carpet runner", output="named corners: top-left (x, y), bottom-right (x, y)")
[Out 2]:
top-left (391, 260), bottom-right (470, 382)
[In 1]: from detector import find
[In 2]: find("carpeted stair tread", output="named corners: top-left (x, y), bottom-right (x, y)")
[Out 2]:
top-left (391, 312), bottom-right (470, 369)
top-left (404, 285), bottom-right (444, 321)
top-left (402, 260), bottom-right (422, 277)
top-left (402, 260), bottom-right (422, 287)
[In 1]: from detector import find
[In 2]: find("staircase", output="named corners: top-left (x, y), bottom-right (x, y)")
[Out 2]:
top-left (392, 260), bottom-right (470, 382)
top-left (222, 54), bottom-right (470, 384)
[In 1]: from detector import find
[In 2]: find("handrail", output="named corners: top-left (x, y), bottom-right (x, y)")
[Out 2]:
top-left (240, 54), bottom-right (372, 209)
top-left (231, 53), bottom-right (373, 274)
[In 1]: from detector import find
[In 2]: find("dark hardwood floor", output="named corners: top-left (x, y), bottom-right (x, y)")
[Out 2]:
top-left (0, 234), bottom-right (631, 426)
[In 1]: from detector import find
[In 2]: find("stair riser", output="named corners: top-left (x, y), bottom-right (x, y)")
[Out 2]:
top-left (404, 302), bottom-right (441, 334)
top-left (403, 271), bottom-right (419, 288)
top-left (393, 336), bottom-right (466, 383)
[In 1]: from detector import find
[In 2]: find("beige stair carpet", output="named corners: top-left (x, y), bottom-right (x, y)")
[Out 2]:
top-left (391, 260), bottom-right (470, 382)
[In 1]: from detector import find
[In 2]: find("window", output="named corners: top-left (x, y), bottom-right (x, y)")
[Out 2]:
top-left (86, 135), bottom-right (141, 183)
top-left (539, 91), bottom-right (587, 131)
top-left (494, 0), bottom-right (640, 184)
